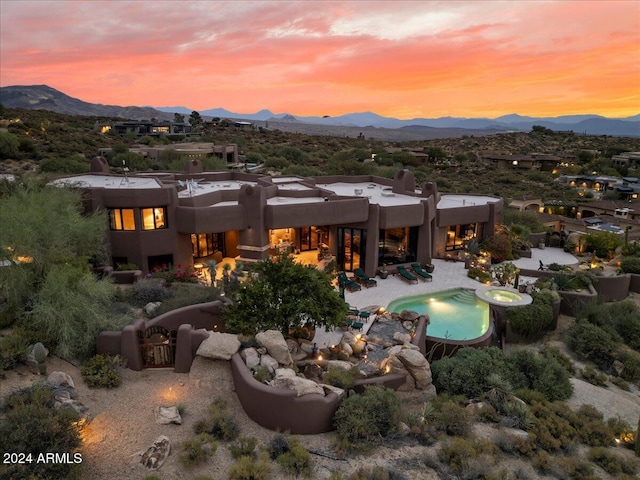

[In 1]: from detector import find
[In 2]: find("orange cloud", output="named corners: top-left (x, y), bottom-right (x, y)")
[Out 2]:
top-left (1, 1), bottom-right (638, 118)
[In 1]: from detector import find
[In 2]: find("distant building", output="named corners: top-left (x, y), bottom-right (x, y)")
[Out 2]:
top-left (96, 121), bottom-right (192, 137)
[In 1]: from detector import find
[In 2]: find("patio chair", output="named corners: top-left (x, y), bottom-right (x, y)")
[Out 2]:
top-left (353, 268), bottom-right (377, 287)
top-left (396, 265), bottom-right (418, 284)
top-left (338, 271), bottom-right (361, 292)
top-left (411, 263), bottom-right (432, 282)
top-left (346, 317), bottom-right (364, 330)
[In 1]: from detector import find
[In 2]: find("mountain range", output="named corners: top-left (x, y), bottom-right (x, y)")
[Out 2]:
top-left (1, 84), bottom-right (639, 138)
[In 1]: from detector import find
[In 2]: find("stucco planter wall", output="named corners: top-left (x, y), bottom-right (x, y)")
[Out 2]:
top-left (629, 273), bottom-right (640, 293)
top-left (558, 284), bottom-right (598, 316)
top-left (594, 274), bottom-right (631, 302)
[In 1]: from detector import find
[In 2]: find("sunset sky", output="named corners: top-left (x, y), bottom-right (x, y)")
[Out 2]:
top-left (1, 0), bottom-right (638, 119)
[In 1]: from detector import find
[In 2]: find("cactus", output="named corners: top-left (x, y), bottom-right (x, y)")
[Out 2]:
top-left (32, 342), bottom-right (47, 375)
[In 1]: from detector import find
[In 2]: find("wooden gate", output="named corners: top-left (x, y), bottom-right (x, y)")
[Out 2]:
top-left (139, 326), bottom-right (176, 368)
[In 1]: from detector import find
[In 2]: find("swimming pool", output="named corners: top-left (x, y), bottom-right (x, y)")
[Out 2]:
top-left (387, 288), bottom-right (490, 341)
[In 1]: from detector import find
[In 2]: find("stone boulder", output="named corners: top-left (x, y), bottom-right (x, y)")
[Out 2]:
top-left (144, 301), bottom-right (162, 316)
top-left (240, 347), bottom-right (260, 370)
top-left (393, 331), bottom-right (412, 345)
top-left (341, 331), bottom-right (357, 346)
top-left (256, 330), bottom-right (293, 366)
top-left (260, 354), bottom-right (279, 373)
top-left (272, 374), bottom-right (326, 396)
top-left (47, 371), bottom-right (75, 389)
top-left (381, 355), bottom-right (413, 391)
top-left (196, 332), bottom-right (241, 360)
top-left (399, 310), bottom-right (420, 322)
top-left (397, 349), bottom-right (433, 390)
top-left (140, 435), bottom-right (171, 470)
top-left (326, 360), bottom-right (354, 371)
top-left (156, 406), bottom-right (182, 425)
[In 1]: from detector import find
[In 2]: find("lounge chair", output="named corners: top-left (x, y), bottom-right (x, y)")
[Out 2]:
top-left (338, 271), bottom-right (361, 292)
top-left (396, 265), bottom-right (418, 284)
top-left (353, 268), bottom-right (377, 287)
top-left (411, 263), bottom-right (432, 282)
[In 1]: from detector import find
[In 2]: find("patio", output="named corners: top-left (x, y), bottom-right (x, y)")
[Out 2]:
top-left (313, 247), bottom-right (579, 348)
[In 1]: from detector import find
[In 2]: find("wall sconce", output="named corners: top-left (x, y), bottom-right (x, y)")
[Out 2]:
top-left (286, 228), bottom-right (290, 234)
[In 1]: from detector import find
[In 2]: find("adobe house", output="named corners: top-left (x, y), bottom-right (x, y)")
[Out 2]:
top-left (51, 168), bottom-right (503, 276)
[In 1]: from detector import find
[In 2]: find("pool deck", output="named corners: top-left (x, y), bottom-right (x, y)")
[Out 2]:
top-left (313, 247), bottom-right (578, 348)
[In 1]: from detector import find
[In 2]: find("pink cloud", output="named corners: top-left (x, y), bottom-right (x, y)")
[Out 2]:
top-left (1, 0), bottom-right (638, 117)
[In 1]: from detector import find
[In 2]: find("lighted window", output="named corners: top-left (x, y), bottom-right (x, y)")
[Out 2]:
top-left (142, 207), bottom-right (167, 230)
top-left (109, 209), bottom-right (136, 231)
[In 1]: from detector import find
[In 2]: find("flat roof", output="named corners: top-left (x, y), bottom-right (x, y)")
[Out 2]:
top-left (438, 194), bottom-right (500, 209)
top-left (277, 182), bottom-right (313, 191)
top-left (315, 181), bottom-right (422, 207)
top-left (272, 177), bottom-right (304, 184)
top-left (50, 175), bottom-right (162, 189)
top-left (177, 180), bottom-right (257, 198)
top-left (266, 196), bottom-right (326, 206)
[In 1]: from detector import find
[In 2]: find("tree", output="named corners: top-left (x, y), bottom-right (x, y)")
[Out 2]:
top-left (0, 131), bottom-right (20, 160)
top-left (189, 110), bottom-right (203, 128)
top-left (174, 112), bottom-right (185, 124)
top-left (223, 252), bottom-right (347, 335)
top-left (0, 182), bottom-right (128, 358)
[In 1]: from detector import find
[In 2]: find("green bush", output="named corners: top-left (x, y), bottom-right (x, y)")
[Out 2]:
top-left (322, 366), bottom-right (358, 390)
top-left (179, 434), bottom-right (217, 467)
top-left (229, 436), bottom-right (257, 459)
top-left (436, 437), bottom-right (497, 477)
top-left (193, 398), bottom-right (239, 441)
top-left (572, 404), bottom-right (616, 447)
top-left (431, 347), bottom-right (508, 398)
top-left (124, 279), bottom-right (172, 307)
top-left (621, 256), bottom-right (640, 274)
top-left (333, 386), bottom-right (401, 451)
top-left (267, 434), bottom-right (290, 460)
top-left (80, 354), bottom-right (126, 388)
top-left (149, 283), bottom-right (221, 318)
top-left (229, 452), bottom-right (272, 480)
top-left (567, 321), bottom-right (618, 370)
top-left (431, 400), bottom-right (472, 437)
top-left (0, 332), bottom-right (30, 370)
top-left (506, 302), bottom-right (553, 339)
top-left (506, 349), bottom-right (574, 401)
top-left (580, 365), bottom-right (608, 387)
top-left (528, 400), bottom-right (579, 453)
top-left (467, 267), bottom-right (492, 283)
top-left (0, 384), bottom-right (82, 480)
top-left (588, 446), bottom-right (639, 476)
top-left (610, 300), bottom-right (640, 350)
top-left (276, 438), bottom-right (312, 476)
top-left (616, 349), bottom-right (640, 382)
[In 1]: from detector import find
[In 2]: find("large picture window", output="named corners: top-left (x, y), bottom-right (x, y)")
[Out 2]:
top-left (109, 209), bottom-right (136, 231)
top-left (142, 207), bottom-right (167, 230)
top-left (191, 233), bottom-right (225, 258)
top-left (378, 227), bottom-right (418, 266)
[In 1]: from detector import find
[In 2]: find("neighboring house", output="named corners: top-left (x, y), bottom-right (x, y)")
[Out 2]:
top-left (50, 168), bottom-right (503, 276)
top-left (99, 142), bottom-right (239, 165)
top-left (612, 151), bottom-right (640, 168)
top-left (96, 121), bottom-right (192, 137)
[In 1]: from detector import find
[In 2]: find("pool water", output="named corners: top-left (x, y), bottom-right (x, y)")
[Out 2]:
top-left (387, 288), bottom-right (490, 341)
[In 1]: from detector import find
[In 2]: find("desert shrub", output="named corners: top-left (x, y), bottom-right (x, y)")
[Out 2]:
top-left (322, 366), bottom-right (358, 390)
top-left (193, 398), bottom-right (239, 441)
top-left (567, 321), bottom-right (618, 370)
top-left (431, 400), bottom-right (473, 437)
top-left (267, 434), bottom-right (290, 460)
top-left (610, 301), bottom-right (640, 350)
top-left (506, 301), bottom-right (553, 339)
top-left (621, 256), bottom-right (640, 274)
top-left (494, 430), bottom-right (536, 457)
top-left (431, 347), bottom-right (509, 398)
top-left (179, 434), bottom-right (217, 467)
top-left (349, 466), bottom-right (407, 480)
top-left (538, 344), bottom-right (576, 374)
top-left (80, 354), bottom-right (126, 388)
top-left (115, 262), bottom-right (139, 271)
top-left (588, 447), bottom-right (639, 476)
top-left (228, 452), bottom-right (272, 480)
top-left (467, 267), bottom-right (492, 283)
top-left (514, 348), bottom-right (573, 402)
top-left (553, 457), bottom-right (599, 480)
top-left (0, 332), bottom-right (30, 370)
top-left (528, 401), bottom-right (579, 452)
top-left (580, 365), bottom-right (608, 386)
top-left (0, 384), bottom-right (82, 480)
top-left (149, 283), bottom-right (221, 317)
top-left (229, 436), bottom-right (258, 459)
top-left (616, 349), bottom-right (640, 382)
top-left (333, 386), bottom-right (401, 451)
top-left (501, 401), bottom-right (535, 431)
top-left (610, 375), bottom-right (630, 390)
top-left (572, 404), bottom-right (615, 447)
top-left (276, 437), bottom-right (312, 476)
top-left (124, 279), bottom-right (172, 307)
top-left (253, 365), bottom-right (271, 383)
top-left (437, 437), bottom-right (498, 477)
